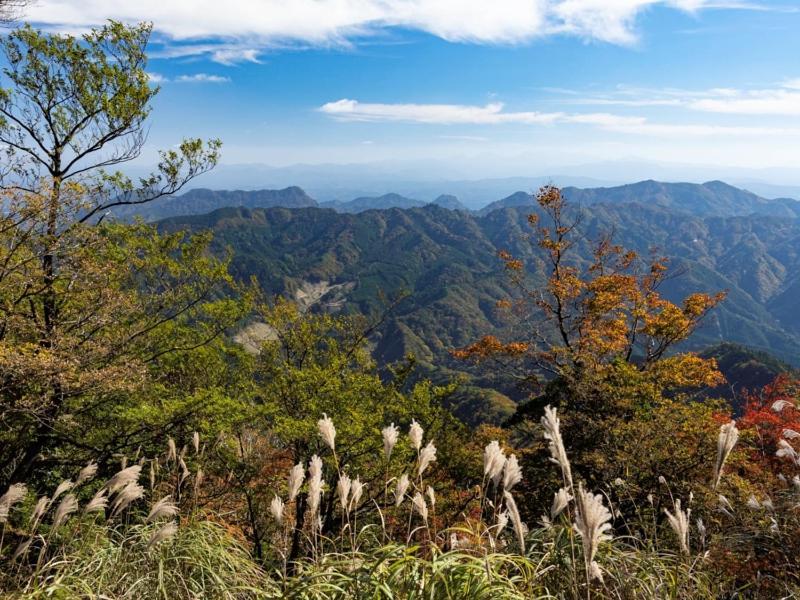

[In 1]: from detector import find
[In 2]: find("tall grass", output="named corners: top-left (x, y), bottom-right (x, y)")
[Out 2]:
top-left (5, 407), bottom-right (796, 599)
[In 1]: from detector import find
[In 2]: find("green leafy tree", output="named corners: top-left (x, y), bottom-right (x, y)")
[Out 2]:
top-left (0, 22), bottom-right (239, 487)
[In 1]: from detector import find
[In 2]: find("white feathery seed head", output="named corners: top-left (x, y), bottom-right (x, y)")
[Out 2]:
top-left (503, 490), bottom-right (526, 553)
top-left (0, 483), bottom-right (27, 522)
top-left (307, 455), bottom-right (324, 515)
top-left (713, 420), bottom-right (739, 490)
top-left (426, 485), bottom-right (435, 509)
top-left (664, 498), bottom-right (691, 555)
top-left (52, 494), bottom-right (79, 529)
top-left (76, 462), bottom-right (98, 486)
top-left (147, 496), bottom-right (179, 522)
top-left (395, 473), bottom-right (410, 507)
top-left (318, 413), bottom-right (336, 451)
top-left (382, 423), bottom-right (399, 461)
top-left (105, 465), bottom-right (142, 494)
top-left (551, 487), bottom-right (573, 521)
top-left (772, 399), bottom-right (794, 412)
top-left (167, 437), bottom-right (177, 462)
top-left (541, 405), bottom-right (572, 488)
top-left (111, 482), bottom-right (145, 516)
top-left (288, 463), bottom-right (304, 502)
top-left (418, 440), bottom-right (437, 477)
top-left (270, 495), bottom-right (285, 525)
top-left (349, 477), bottom-right (365, 512)
top-left (84, 488), bottom-right (108, 514)
top-left (412, 492), bottom-right (428, 522)
top-left (192, 431), bottom-right (200, 454)
top-left (52, 479), bottom-right (74, 503)
top-left (148, 521), bottom-right (178, 549)
top-left (496, 510), bottom-right (509, 536)
top-left (30, 495), bottom-right (50, 527)
top-left (409, 419), bottom-right (424, 451)
top-left (483, 441), bottom-right (506, 482)
top-left (783, 428), bottom-right (800, 440)
top-left (574, 483), bottom-right (613, 575)
top-left (503, 454), bottom-right (522, 491)
top-left (337, 473), bottom-right (352, 510)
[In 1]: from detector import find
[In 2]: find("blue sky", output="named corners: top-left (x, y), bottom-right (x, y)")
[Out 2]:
top-left (24, 1), bottom-right (800, 178)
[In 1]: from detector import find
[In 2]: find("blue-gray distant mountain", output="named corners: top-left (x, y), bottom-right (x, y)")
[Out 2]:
top-left (111, 186), bottom-right (318, 221)
top-left (479, 180), bottom-right (800, 218)
top-left (320, 193), bottom-right (427, 213)
top-left (432, 194), bottom-right (469, 211)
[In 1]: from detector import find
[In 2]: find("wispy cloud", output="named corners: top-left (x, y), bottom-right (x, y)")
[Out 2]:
top-left (27, 0), bottom-right (768, 58)
top-left (175, 73), bottom-right (231, 83)
top-left (319, 98), bottom-right (800, 137)
top-left (561, 81), bottom-right (800, 116)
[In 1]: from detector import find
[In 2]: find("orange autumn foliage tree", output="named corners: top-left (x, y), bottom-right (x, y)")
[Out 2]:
top-left (455, 186), bottom-right (728, 509)
top-left (454, 185), bottom-right (725, 401)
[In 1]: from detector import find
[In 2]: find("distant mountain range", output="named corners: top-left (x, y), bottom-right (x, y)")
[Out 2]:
top-left (116, 179), bottom-right (799, 222)
top-left (149, 179), bottom-right (800, 422)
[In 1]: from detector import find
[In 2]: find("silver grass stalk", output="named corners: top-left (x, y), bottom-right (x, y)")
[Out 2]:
top-left (551, 487), bottom-right (573, 520)
top-left (496, 511), bottom-right (509, 536)
top-left (0, 483), bottom-right (27, 510)
top-left (146, 496), bottom-right (179, 522)
top-left (776, 439), bottom-right (799, 463)
top-left (395, 473), bottom-right (410, 507)
top-left (541, 405), bottom-right (573, 489)
top-left (84, 489), bottom-right (108, 514)
top-left (503, 454), bottom-right (522, 491)
top-left (270, 495), bottom-right (285, 525)
top-left (784, 428), bottom-right (800, 440)
top-left (167, 437), bottom-right (177, 463)
top-left (382, 423), bottom-right (399, 461)
top-left (412, 492), bottom-right (428, 523)
top-left (192, 431), bottom-right (200, 454)
top-left (574, 483), bottom-right (613, 579)
top-left (318, 413), bottom-right (336, 451)
top-left (350, 478), bottom-right (365, 513)
top-left (418, 441), bottom-right (437, 477)
top-left (503, 490), bottom-right (526, 553)
top-left (52, 494), bottom-right (79, 529)
top-left (664, 498), bottom-right (691, 555)
top-left (288, 463), bottom-right (304, 502)
top-left (148, 521), bottom-right (178, 549)
top-left (713, 420), bottom-right (739, 489)
top-left (194, 468), bottom-right (204, 496)
top-left (149, 461), bottom-right (156, 490)
top-left (76, 463), bottom-right (98, 486)
top-left (483, 441), bottom-right (506, 485)
top-left (12, 538), bottom-right (32, 561)
top-left (772, 399), bottom-right (793, 412)
top-left (0, 483), bottom-right (26, 523)
top-left (426, 485), bottom-right (435, 510)
top-left (409, 419), bottom-right (423, 451)
top-left (30, 495), bottom-right (50, 528)
top-left (51, 479), bottom-right (74, 503)
top-left (307, 455), bottom-right (324, 516)
top-left (106, 465), bottom-right (142, 494)
top-left (337, 474), bottom-right (352, 511)
top-left (111, 482), bottom-right (145, 516)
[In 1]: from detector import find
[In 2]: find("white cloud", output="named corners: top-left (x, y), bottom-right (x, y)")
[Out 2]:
top-left (554, 81), bottom-right (800, 116)
top-left (319, 98), bottom-right (800, 136)
top-left (176, 73), bottom-right (231, 83)
top-left (146, 72), bottom-right (168, 83)
top-left (211, 48), bottom-right (262, 65)
top-left (26, 0), bottom-right (761, 54)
